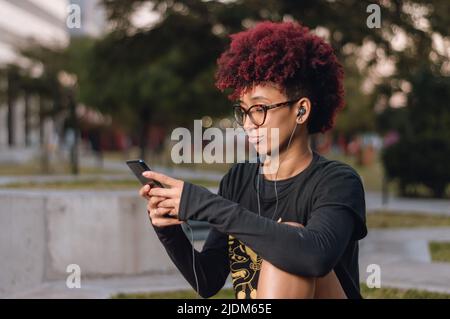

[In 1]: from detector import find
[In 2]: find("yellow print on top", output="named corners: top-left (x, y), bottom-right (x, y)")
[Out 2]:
top-left (228, 235), bottom-right (262, 299)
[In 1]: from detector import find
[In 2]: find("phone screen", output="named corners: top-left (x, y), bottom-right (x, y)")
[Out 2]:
top-left (126, 160), bottom-right (164, 188)
top-left (126, 160), bottom-right (178, 219)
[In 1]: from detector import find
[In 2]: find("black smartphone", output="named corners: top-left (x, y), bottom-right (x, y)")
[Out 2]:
top-left (126, 159), bottom-right (164, 188)
top-left (126, 159), bottom-right (177, 219)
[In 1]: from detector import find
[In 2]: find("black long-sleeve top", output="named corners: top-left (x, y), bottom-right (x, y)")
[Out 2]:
top-left (152, 151), bottom-right (367, 299)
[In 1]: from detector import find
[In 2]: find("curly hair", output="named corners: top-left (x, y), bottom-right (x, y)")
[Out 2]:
top-left (215, 21), bottom-right (345, 134)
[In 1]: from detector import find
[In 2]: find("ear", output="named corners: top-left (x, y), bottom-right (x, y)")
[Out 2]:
top-left (296, 97), bottom-right (311, 124)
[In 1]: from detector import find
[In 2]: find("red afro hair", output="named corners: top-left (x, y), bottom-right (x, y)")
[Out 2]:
top-left (215, 21), bottom-right (345, 134)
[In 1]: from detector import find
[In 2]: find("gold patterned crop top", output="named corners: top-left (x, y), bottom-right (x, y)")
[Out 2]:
top-left (228, 235), bottom-right (262, 299)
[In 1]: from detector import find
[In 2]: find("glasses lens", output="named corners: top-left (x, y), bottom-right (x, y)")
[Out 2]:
top-left (233, 106), bottom-right (245, 126)
top-left (248, 105), bottom-right (265, 126)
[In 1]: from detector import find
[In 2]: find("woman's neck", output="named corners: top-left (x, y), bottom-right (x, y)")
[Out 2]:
top-left (262, 135), bottom-right (313, 181)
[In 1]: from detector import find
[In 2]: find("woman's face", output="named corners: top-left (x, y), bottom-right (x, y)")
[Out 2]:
top-left (238, 83), bottom-right (309, 156)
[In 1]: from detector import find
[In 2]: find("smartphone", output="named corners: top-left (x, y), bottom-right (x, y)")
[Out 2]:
top-left (126, 159), bottom-right (164, 188)
top-left (126, 159), bottom-right (177, 219)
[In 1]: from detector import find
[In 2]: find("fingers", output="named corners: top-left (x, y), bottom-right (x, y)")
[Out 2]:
top-left (139, 172), bottom-right (181, 229)
top-left (139, 184), bottom-right (151, 199)
top-left (278, 218), bottom-right (304, 228)
top-left (147, 195), bottom-right (166, 210)
top-left (147, 209), bottom-right (182, 227)
top-left (148, 187), bottom-right (177, 198)
top-left (142, 171), bottom-right (178, 187)
top-left (282, 221), bottom-right (304, 228)
top-left (147, 206), bottom-right (172, 218)
top-left (140, 183), bottom-right (174, 201)
top-left (147, 197), bottom-right (176, 216)
top-left (156, 207), bottom-right (173, 216)
top-left (157, 198), bottom-right (177, 209)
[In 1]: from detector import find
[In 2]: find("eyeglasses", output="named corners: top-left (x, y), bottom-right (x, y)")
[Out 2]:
top-left (233, 99), bottom-right (300, 126)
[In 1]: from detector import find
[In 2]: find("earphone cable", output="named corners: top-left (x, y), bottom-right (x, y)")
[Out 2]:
top-left (261, 119), bottom-right (299, 221)
top-left (184, 222), bottom-right (200, 299)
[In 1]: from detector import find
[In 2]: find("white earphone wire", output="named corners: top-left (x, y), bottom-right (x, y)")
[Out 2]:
top-left (184, 222), bottom-right (200, 298)
top-left (257, 110), bottom-right (302, 220)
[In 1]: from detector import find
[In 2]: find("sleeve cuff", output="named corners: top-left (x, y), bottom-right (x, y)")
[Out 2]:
top-left (178, 181), bottom-right (193, 222)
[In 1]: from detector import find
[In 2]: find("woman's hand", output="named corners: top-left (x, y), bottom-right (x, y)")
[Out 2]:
top-left (138, 172), bottom-right (184, 228)
top-left (143, 171), bottom-right (184, 217)
top-left (278, 218), bottom-right (304, 228)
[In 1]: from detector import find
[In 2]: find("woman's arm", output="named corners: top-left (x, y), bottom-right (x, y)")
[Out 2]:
top-left (141, 176), bottom-right (231, 298)
top-left (152, 225), bottom-right (229, 298)
top-left (143, 169), bottom-right (366, 279)
top-left (178, 181), bottom-right (356, 278)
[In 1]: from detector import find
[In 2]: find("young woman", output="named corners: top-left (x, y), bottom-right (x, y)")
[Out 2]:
top-left (139, 21), bottom-right (367, 299)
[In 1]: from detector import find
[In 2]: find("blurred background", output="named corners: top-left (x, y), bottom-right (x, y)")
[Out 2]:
top-left (0, 0), bottom-right (449, 299)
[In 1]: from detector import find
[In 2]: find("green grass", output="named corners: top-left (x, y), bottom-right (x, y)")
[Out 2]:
top-left (359, 283), bottom-right (450, 299)
top-left (113, 289), bottom-right (234, 299)
top-left (367, 211), bottom-right (450, 229)
top-left (326, 152), bottom-right (394, 194)
top-left (0, 163), bottom-right (121, 176)
top-left (327, 151), bottom-right (450, 198)
top-left (0, 178), bottom-right (219, 190)
top-left (2, 179), bottom-right (142, 190)
top-left (112, 283), bottom-right (450, 299)
top-left (107, 148), bottom-right (234, 174)
top-left (429, 242), bottom-right (450, 263)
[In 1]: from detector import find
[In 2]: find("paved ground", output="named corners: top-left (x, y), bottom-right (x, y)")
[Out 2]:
top-left (365, 192), bottom-right (450, 216)
top-left (10, 272), bottom-right (233, 299)
top-left (359, 227), bottom-right (450, 294)
top-left (9, 227), bottom-right (450, 299)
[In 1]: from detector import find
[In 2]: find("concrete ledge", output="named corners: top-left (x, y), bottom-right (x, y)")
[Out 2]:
top-left (0, 189), bottom-right (180, 297)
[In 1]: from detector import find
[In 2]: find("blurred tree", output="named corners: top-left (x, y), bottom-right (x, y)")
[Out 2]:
top-left (382, 67), bottom-right (450, 198)
top-left (335, 56), bottom-right (376, 138)
top-left (79, 6), bottom-right (233, 158)
top-left (94, 1), bottom-right (447, 154)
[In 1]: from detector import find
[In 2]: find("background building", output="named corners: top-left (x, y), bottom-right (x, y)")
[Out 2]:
top-left (0, 0), bottom-right (105, 158)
